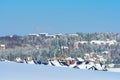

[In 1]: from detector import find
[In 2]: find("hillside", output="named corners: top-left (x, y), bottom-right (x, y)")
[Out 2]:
top-left (0, 32), bottom-right (120, 68)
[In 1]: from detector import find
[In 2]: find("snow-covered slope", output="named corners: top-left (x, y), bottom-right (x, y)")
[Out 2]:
top-left (0, 62), bottom-right (120, 80)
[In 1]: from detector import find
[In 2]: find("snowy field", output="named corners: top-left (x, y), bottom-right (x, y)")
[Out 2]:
top-left (107, 68), bottom-right (120, 73)
top-left (0, 62), bottom-right (120, 80)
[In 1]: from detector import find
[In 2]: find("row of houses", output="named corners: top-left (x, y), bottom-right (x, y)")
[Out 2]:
top-left (28, 33), bottom-right (81, 38)
top-left (84, 52), bottom-right (107, 63)
top-left (28, 33), bottom-right (63, 38)
top-left (14, 51), bottom-right (107, 65)
top-left (14, 56), bottom-right (107, 71)
top-left (74, 39), bottom-right (117, 49)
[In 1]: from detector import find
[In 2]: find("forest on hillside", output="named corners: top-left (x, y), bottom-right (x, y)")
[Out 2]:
top-left (0, 32), bottom-right (120, 65)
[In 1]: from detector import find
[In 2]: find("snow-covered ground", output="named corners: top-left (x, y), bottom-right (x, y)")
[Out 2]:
top-left (0, 61), bottom-right (120, 80)
top-left (107, 68), bottom-right (120, 72)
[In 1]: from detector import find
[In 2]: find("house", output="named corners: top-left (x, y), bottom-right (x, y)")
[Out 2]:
top-left (61, 46), bottom-right (69, 49)
top-left (0, 44), bottom-right (6, 50)
top-left (69, 34), bottom-right (78, 37)
top-left (46, 35), bottom-right (56, 38)
top-left (28, 34), bottom-right (39, 37)
top-left (15, 57), bottom-right (23, 63)
top-left (39, 33), bottom-right (48, 38)
top-left (55, 33), bottom-right (63, 38)
top-left (74, 41), bottom-right (88, 49)
top-left (90, 39), bottom-right (117, 45)
top-left (106, 39), bottom-right (117, 45)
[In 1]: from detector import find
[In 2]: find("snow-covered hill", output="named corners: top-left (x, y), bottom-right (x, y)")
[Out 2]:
top-left (0, 62), bottom-right (120, 80)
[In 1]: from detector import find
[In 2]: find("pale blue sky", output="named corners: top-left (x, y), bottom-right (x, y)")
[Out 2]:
top-left (0, 0), bottom-right (120, 36)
